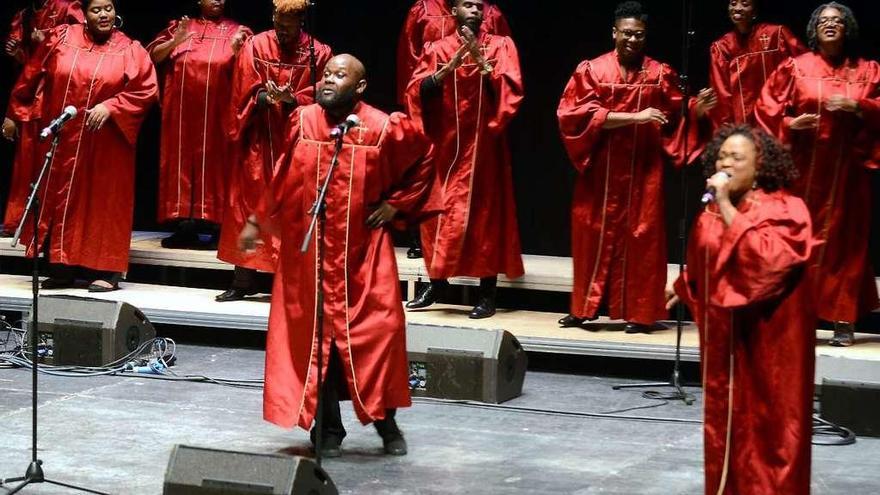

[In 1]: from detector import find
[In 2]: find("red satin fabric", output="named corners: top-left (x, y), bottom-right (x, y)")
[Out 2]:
top-left (396, 0), bottom-right (510, 105)
top-left (3, 1), bottom-right (83, 233)
top-left (6, 0), bottom-right (83, 64)
top-left (557, 52), bottom-right (706, 324)
top-left (756, 53), bottom-right (880, 322)
top-left (406, 32), bottom-right (524, 280)
top-left (149, 18), bottom-right (251, 224)
top-left (709, 23), bottom-right (806, 126)
top-left (7, 24), bottom-right (158, 272)
top-left (675, 190), bottom-right (817, 495)
top-left (216, 30), bottom-right (331, 272)
top-left (259, 103), bottom-right (433, 430)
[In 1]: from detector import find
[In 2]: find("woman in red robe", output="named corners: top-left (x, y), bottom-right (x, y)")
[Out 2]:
top-left (755, 2), bottom-right (880, 346)
top-left (671, 124), bottom-right (816, 495)
top-left (2, 0), bottom-right (83, 237)
top-left (396, 0), bottom-right (510, 106)
top-left (404, 0), bottom-right (524, 319)
top-left (215, 0), bottom-right (332, 302)
top-left (556, 2), bottom-right (714, 333)
top-left (2, 0), bottom-right (158, 290)
top-left (708, 0), bottom-right (806, 127)
top-left (148, 0), bottom-right (251, 249)
top-left (240, 55), bottom-right (434, 457)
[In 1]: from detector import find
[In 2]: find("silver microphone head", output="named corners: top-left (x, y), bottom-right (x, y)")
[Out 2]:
top-left (63, 105), bottom-right (78, 118)
top-left (345, 114), bottom-right (361, 127)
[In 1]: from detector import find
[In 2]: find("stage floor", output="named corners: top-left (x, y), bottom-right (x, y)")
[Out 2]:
top-left (0, 343), bottom-right (878, 494)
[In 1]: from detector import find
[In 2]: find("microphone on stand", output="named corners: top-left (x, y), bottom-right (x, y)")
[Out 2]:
top-left (330, 114), bottom-right (361, 139)
top-left (701, 171), bottom-right (731, 205)
top-left (39, 106), bottom-right (78, 141)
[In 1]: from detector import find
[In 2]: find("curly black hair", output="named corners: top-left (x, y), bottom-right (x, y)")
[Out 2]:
top-left (806, 2), bottom-right (860, 55)
top-left (701, 124), bottom-right (799, 193)
top-left (615, 1), bottom-right (648, 24)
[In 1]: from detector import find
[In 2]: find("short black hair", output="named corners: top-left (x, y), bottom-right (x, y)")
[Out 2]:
top-left (806, 2), bottom-right (860, 55)
top-left (614, 1), bottom-right (648, 24)
top-left (701, 124), bottom-right (799, 193)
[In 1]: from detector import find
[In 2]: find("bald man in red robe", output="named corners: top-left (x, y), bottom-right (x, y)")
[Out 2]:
top-left (240, 54), bottom-right (434, 458)
top-left (404, 0), bottom-right (524, 319)
top-left (215, 2), bottom-right (332, 301)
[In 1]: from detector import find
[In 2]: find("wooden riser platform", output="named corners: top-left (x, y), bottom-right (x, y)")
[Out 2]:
top-left (1, 274), bottom-right (879, 387)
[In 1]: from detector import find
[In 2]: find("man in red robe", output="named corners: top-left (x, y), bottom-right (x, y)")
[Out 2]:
top-left (404, 0), bottom-right (523, 319)
top-left (556, 1), bottom-right (715, 333)
top-left (215, 0), bottom-right (332, 301)
top-left (2, 0), bottom-right (83, 237)
top-left (239, 54), bottom-right (434, 457)
top-left (3, 5), bottom-right (158, 288)
top-left (396, 0), bottom-right (510, 258)
top-left (709, 0), bottom-right (806, 126)
top-left (672, 125), bottom-right (816, 495)
top-left (755, 2), bottom-right (880, 346)
top-left (148, 1), bottom-right (251, 249)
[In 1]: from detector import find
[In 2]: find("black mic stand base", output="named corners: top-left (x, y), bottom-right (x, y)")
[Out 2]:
top-left (2, 461), bottom-right (111, 495)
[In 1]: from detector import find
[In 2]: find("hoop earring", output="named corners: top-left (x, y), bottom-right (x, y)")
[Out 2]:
top-left (114, 15), bottom-right (124, 29)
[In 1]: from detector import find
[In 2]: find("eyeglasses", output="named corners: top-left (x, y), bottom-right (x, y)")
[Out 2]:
top-left (617, 30), bottom-right (646, 41)
top-left (817, 16), bottom-right (845, 27)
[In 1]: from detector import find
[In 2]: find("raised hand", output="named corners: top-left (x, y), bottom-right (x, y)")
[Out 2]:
top-left (825, 94), bottom-right (860, 114)
top-left (695, 87), bottom-right (719, 118)
top-left (231, 26), bottom-right (248, 54)
top-left (173, 16), bottom-right (193, 46)
top-left (4, 38), bottom-right (20, 57)
top-left (2, 117), bottom-right (18, 141)
top-left (459, 25), bottom-right (493, 75)
top-left (788, 113), bottom-right (819, 130)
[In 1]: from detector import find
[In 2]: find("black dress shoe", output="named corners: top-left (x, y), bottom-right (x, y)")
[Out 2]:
top-left (311, 434), bottom-right (343, 458)
top-left (558, 314), bottom-right (584, 327)
top-left (406, 284), bottom-right (440, 309)
top-left (215, 287), bottom-right (258, 302)
top-left (88, 280), bottom-right (120, 293)
top-left (624, 322), bottom-right (652, 334)
top-left (382, 433), bottom-right (407, 456)
top-left (469, 298), bottom-right (496, 319)
top-left (40, 277), bottom-right (76, 290)
top-left (406, 246), bottom-right (423, 259)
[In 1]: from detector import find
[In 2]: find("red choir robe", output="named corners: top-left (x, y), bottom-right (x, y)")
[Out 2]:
top-left (709, 23), bottom-right (806, 126)
top-left (3, 0), bottom-right (83, 233)
top-left (755, 53), bottom-right (880, 322)
top-left (557, 52), bottom-right (706, 324)
top-left (216, 30), bottom-right (331, 272)
top-left (149, 18), bottom-right (252, 224)
top-left (396, 0), bottom-right (511, 105)
top-left (259, 103), bottom-right (434, 429)
top-left (406, 32), bottom-right (524, 280)
top-left (7, 24), bottom-right (158, 272)
top-left (674, 190), bottom-right (817, 495)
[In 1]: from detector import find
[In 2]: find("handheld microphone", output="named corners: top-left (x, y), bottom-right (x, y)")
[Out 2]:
top-left (330, 114), bottom-right (361, 139)
top-left (701, 172), bottom-right (732, 205)
top-left (40, 106), bottom-right (78, 141)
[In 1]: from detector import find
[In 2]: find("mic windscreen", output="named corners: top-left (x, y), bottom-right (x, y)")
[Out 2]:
top-left (64, 105), bottom-right (78, 118)
top-left (345, 114), bottom-right (361, 127)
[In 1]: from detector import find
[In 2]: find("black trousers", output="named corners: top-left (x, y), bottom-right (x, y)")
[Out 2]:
top-left (312, 345), bottom-right (400, 442)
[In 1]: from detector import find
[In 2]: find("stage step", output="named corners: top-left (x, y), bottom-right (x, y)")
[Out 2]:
top-left (1, 274), bottom-right (879, 380)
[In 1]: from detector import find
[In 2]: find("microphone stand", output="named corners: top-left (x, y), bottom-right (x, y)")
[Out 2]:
top-left (1, 133), bottom-right (109, 495)
top-left (300, 128), bottom-right (346, 467)
top-left (612, 0), bottom-right (696, 406)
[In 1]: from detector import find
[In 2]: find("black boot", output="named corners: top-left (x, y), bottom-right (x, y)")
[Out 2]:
top-left (405, 279), bottom-right (448, 309)
top-left (469, 277), bottom-right (497, 319)
top-left (374, 409), bottom-right (407, 456)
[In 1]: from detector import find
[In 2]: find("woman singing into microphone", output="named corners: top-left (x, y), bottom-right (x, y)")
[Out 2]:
top-left (669, 124), bottom-right (817, 494)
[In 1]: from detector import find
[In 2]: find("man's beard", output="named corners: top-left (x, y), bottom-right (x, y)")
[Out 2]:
top-left (318, 89), bottom-right (355, 112)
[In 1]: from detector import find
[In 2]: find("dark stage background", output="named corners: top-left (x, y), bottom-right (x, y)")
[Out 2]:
top-left (1, 0), bottom-right (878, 268)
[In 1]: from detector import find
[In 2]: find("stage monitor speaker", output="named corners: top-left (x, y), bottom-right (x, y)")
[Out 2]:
top-left (34, 295), bottom-right (156, 367)
top-left (406, 324), bottom-right (527, 403)
top-left (821, 378), bottom-right (880, 438)
top-left (163, 445), bottom-right (338, 495)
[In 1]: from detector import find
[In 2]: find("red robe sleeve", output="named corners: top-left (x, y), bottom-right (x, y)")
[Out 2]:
top-left (780, 25), bottom-right (808, 58)
top-left (660, 65), bottom-right (708, 167)
top-left (403, 41), bottom-right (441, 135)
top-left (229, 37), bottom-right (262, 141)
top-left (708, 40), bottom-right (735, 126)
top-left (5, 25), bottom-right (65, 122)
top-left (395, 3), bottom-right (425, 105)
top-left (100, 41), bottom-right (160, 145)
top-left (711, 196), bottom-right (814, 308)
top-left (256, 108), bottom-right (305, 237)
top-left (379, 112), bottom-right (437, 222)
top-left (556, 60), bottom-right (609, 173)
top-left (754, 58), bottom-right (797, 143)
top-left (485, 5), bottom-right (512, 37)
top-left (858, 61), bottom-right (880, 170)
top-left (486, 36), bottom-right (523, 136)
